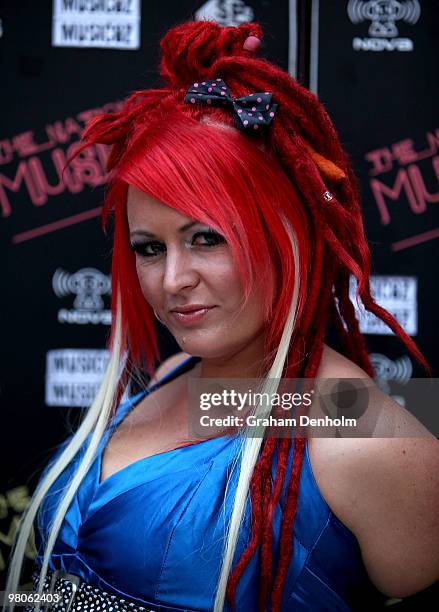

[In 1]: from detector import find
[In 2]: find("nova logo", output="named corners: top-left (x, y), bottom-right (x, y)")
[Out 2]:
top-left (369, 352), bottom-right (412, 406)
top-left (52, 267), bottom-right (111, 325)
top-left (347, 0), bottom-right (421, 52)
top-left (370, 353), bottom-right (413, 386)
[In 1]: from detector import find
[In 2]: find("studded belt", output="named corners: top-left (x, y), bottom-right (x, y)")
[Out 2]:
top-left (25, 568), bottom-right (198, 612)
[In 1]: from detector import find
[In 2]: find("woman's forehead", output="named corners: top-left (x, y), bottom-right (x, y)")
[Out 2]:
top-left (127, 186), bottom-right (199, 229)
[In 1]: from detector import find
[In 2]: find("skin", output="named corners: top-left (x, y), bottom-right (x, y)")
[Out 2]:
top-left (108, 185), bottom-right (439, 600)
top-left (127, 185), bottom-right (268, 379)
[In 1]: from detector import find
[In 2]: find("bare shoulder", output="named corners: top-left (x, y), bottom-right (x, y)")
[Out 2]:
top-left (148, 351), bottom-right (191, 386)
top-left (317, 343), bottom-right (371, 379)
top-left (110, 351), bottom-right (192, 447)
top-left (307, 345), bottom-right (439, 598)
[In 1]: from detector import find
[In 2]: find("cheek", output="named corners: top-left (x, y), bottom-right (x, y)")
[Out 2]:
top-left (135, 262), bottom-right (159, 304)
top-left (214, 264), bottom-right (240, 289)
top-left (214, 261), bottom-right (266, 326)
top-left (207, 257), bottom-right (245, 306)
top-left (201, 255), bottom-right (266, 325)
top-left (244, 285), bottom-right (268, 329)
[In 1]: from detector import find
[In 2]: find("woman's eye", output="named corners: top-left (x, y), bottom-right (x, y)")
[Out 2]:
top-left (130, 241), bottom-right (164, 257)
top-left (192, 230), bottom-right (226, 247)
top-left (129, 230), bottom-right (225, 258)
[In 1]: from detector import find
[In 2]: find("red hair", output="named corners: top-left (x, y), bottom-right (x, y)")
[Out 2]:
top-left (73, 19), bottom-right (428, 611)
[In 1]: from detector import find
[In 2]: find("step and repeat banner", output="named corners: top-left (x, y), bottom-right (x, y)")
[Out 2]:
top-left (0, 0), bottom-right (290, 587)
top-left (313, 0), bottom-right (438, 389)
top-left (1, 0), bottom-right (437, 592)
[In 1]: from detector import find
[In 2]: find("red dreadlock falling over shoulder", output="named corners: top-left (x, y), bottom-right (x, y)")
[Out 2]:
top-left (74, 19), bottom-right (429, 612)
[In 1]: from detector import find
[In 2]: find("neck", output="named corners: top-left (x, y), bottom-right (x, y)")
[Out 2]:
top-left (194, 331), bottom-right (268, 380)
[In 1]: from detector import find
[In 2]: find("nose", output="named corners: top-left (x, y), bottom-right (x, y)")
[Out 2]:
top-left (162, 247), bottom-right (200, 295)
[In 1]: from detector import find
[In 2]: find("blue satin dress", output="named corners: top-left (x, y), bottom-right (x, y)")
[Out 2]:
top-left (35, 355), bottom-right (384, 611)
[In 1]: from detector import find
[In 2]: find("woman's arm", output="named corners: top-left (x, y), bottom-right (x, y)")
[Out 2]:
top-left (309, 346), bottom-right (439, 598)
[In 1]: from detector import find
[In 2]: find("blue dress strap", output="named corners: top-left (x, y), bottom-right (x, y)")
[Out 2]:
top-left (114, 355), bottom-right (199, 426)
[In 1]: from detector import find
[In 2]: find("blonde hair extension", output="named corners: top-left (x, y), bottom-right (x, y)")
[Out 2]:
top-left (5, 289), bottom-right (125, 612)
top-left (213, 219), bottom-right (301, 611)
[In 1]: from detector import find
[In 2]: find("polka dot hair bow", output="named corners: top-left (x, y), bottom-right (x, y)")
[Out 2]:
top-left (184, 78), bottom-right (278, 131)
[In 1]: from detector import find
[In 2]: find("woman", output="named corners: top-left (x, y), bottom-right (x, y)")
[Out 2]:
top-left (7, 19), bottom-right (438, 612)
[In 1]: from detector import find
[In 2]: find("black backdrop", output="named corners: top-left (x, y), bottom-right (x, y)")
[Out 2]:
top-left (315, 0), bottom-right (438, 382)
top-left (1, 0), bottom-right (437, 599)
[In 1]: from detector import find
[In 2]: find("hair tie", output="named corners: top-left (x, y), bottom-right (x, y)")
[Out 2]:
top-left (302, 141), bottom-right (347, 182)
top-left (184, 78), bottom-right (278, 132)
top-left (243, 35), bottom-right (261, 52)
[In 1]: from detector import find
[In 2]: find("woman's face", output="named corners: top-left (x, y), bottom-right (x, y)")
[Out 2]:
top-left (126, 186), bottom-right (267, 359)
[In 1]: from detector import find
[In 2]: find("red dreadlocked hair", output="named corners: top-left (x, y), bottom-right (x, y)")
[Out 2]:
top-left (72, 19), bottom-right (429, 612)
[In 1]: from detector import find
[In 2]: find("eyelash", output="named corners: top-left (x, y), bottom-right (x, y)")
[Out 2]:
top-left (130, 230), bottom-right (226, 258)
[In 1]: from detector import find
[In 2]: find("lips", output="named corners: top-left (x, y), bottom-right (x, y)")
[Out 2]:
top-left (170, 306), bottom-right (216, 326)
top-left (170, 305), bottom-right (215, 313)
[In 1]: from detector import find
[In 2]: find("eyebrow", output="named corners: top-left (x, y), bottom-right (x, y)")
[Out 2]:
top-left (130, 221), bottom-right (199, 238)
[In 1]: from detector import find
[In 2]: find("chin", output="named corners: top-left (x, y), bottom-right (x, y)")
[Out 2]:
top-left (175, 333), bottom-right (233, 360)
top-left (176, 342), bottom-right (223, 359)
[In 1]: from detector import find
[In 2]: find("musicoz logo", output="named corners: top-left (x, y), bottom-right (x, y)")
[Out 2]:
top-left (53, 267), bottom-right (111, 325)
top-left (348, 0), bottom-right (420, 52)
